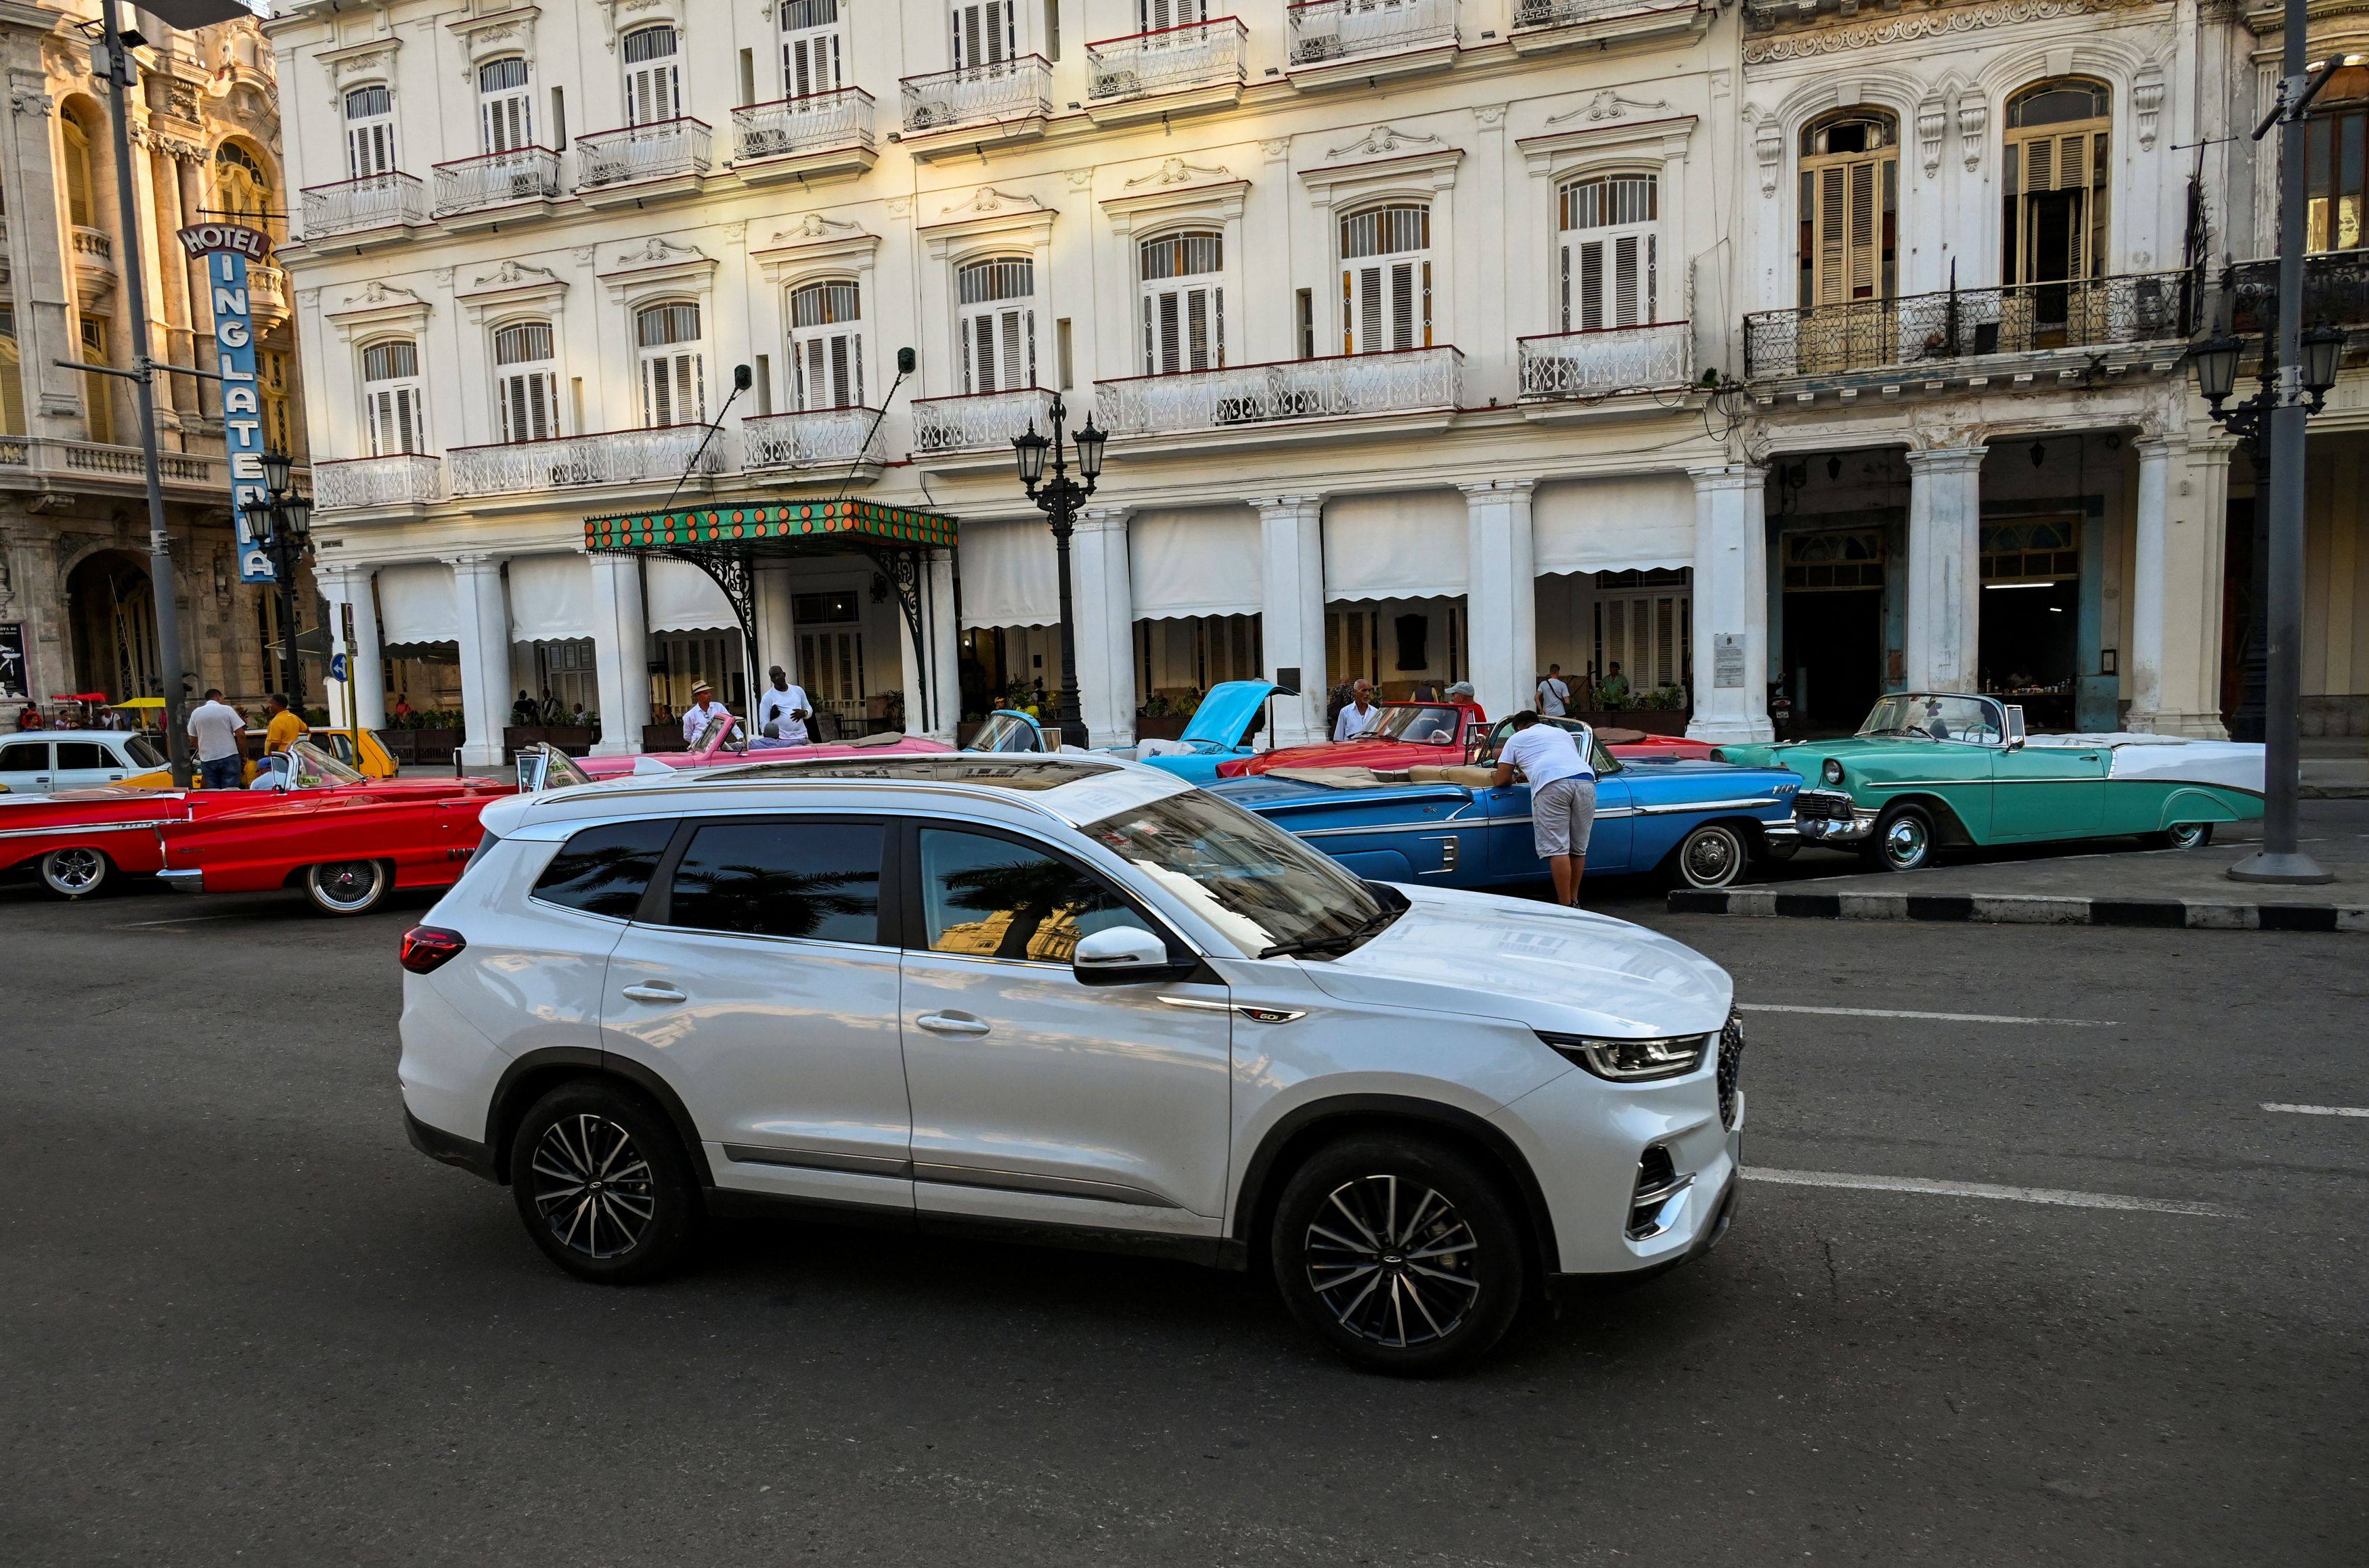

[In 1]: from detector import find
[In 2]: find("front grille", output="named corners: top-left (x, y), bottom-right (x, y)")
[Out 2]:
top-left (1717, 1012), bottom-right (1744, 1130)
top-left (1793, 788), bottom-right (1855, 822)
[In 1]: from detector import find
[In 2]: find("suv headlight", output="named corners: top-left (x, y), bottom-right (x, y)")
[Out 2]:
top-left (1539, 1031), bottom-right (1712, 1081)
top-left (1821, 758), bottom-right (1845, 786)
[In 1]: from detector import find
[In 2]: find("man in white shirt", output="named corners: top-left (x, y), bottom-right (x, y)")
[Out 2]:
top-left (1332, 680), bottom-right (1379, 742)
top-left (1492, 711), bottom-right (1597, 906)
top-left (186, 688), bottom-right (245, 790)
top-left (756, 665), bottom-right (811, 745)
top-left (1536, 664), bottom-right (1571, 718)
top-left (682, 682), bottom-right (734, 750)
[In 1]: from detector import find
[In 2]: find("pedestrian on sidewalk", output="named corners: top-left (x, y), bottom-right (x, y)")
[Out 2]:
top-left (1492, 711), bottom-right (1596, 906)
top-left (1333, 680), bottom-right (1379, 742)
top-left (1536, 664), bottom-right (1570, 718)
top-left (758, 665), bottom-right (812, 744)
top-left (187, 689), bottom-right (245, 790)
top-left (261, 693), bottom-right (306, 758)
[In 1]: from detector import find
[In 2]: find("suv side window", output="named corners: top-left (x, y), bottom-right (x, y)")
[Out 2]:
top-left (531, 820), bottom-right (678, 918)
top-left (667, 819), bottom-right (883, 944)
top-left (916, 828), bottom-right (1155, 964)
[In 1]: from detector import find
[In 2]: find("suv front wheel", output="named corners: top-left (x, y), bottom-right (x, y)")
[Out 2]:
top-left (508, 1081), bottom-right (701, 1284)
top-left (1269, 1134), bottom-right (1529, 1374)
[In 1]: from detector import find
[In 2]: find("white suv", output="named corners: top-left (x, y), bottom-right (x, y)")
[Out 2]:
top-left (398, 755), bottom-right (1743, 1372)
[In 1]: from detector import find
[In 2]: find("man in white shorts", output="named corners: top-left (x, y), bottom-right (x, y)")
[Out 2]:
top-left (1491, 710), bottom-right (1597, 905)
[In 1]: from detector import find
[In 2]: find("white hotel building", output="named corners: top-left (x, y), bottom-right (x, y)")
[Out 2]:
top-left (263, 0), bottom-right (2362, 763)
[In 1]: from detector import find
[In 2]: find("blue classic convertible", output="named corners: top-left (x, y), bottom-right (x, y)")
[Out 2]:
top-left (1204, 717), bottom-right (1804, 891)
top-left (967, 679), bottom-right (1277, 785)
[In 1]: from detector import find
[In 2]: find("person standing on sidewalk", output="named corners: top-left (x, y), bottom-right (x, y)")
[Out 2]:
top-left (187, 690), bottom-right (245, 790)
top-left (261, 693), bottom-right (306, 758)
top-left (1492, 711), bottom-right (1596, 906)
top-left (1536, 664), bottom-right (1571, 718)
top-left (1333, 680), bottom-right (1380, 742)
top-left (757, 666), bottom-right (811, 744)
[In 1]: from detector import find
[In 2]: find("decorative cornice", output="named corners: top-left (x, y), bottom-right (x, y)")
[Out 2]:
top-left (1742, 0), bottom-right (2163, 62)
top-left (1323, 123), bottom-right (1446, 160)
top-left (1545, 90), bottom-right (1672, 127)
top-left (935, 186), bottom-right (1044, 219)
top-left (769, 211), bottom-right (865, 246)
top-left (1124, 156), bottom-right (1231, 189)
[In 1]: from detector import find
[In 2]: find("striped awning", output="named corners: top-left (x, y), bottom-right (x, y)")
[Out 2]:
top-left (585, 498), bottom-right (957, 555)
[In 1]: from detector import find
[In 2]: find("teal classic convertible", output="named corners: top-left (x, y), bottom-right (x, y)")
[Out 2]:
top-left (1712, 692), bottom-right (2266, 872)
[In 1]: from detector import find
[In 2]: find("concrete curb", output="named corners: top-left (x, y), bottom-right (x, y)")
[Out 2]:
top-left (1666, 887), bottom-right (2369, 933)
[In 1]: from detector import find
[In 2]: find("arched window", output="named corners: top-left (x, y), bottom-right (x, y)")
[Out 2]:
top-left (781, 0), bottom-right (843, 97)
top-left (344, 83), bottom-right (397, 179)
top-left (493, 321), bottom-right (558, 444)
top-left (635, 302), bottom-right (704, 426)
top-left (211, 141), bottom-right (274, 238)
top-left (623, 26), bottom-right (681, 126)
top-left (60, 104), bottom-right (98, 228)
top-left (1557, 173), bottom-right (1658, 332)
top-left (478, 57), bottom-right (533, 153)
top-left (789, 279), bottom-right (864, 410)
top-left (1140, 230), bottom-right (1223, 375)
top-left (2305, 66), bottom-right (2369, 252)
top-left (1340, 202), bottom-right (1430, 355)
top-left (1798, 108), bottom-right (1898, 311)
top-left (361, 338), bottom-right (424, 454)
top-left (956, 256), bottom-right (1035, 394)
top-left (2005, 79), bottom-right (2110, 288)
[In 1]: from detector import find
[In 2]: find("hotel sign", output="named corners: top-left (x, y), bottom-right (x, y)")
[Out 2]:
top-left (177, 222), bottom-right (275, 583)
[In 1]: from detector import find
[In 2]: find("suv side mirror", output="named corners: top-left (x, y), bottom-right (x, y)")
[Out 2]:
top-left (1072, 925), bottom-right (1182, 985)
top-left (2003, 704), bottom-right (2027, 751)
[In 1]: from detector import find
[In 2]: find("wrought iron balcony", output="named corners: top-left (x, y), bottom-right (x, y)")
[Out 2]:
top-left (900, 57), bottom-right (1053, 133)
top-left (1513, 0), bottom-right (1704, 32)
top-left (1519, 321), bottom-right (1692, 399)
top-left (732, 89), bottom-right (875, 164)
top-left (1095, 346), bottom-right (1464, 436)
top-left (313, 453), bottom-right (444, 512)
top-left (432, 146), bottom-right (561, 215)
top-left (742, 407), bottom-right (887, 472)
top-left (575, 118), bottom-right (712, 192)
top-left (2223, 250), bottom-right (2369, 335)
top-left (1086, 18), bottom-right (1248, 105)
top-left (446, 424), bottom-right (731, 498)
top-left (911, 386), bottom-right (1058, 455)
top-left (299, 172), bottom-right (428, 238)
top-left (1742, 270), bottom-right (2198, 381)
top-left (1286, 0), bottom-right (1459, 68)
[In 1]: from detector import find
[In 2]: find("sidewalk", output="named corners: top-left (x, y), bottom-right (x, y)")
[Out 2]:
top-left (1669, 799), bottom-right (2369, 933)
top-left (2303, 736), bottom-right (2368, 799)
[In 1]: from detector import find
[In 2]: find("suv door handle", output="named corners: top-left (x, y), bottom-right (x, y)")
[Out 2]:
top-left (916, 1012), bottom-right (991, 1036)
top-left (620, 983), bottom-right (685, 1003)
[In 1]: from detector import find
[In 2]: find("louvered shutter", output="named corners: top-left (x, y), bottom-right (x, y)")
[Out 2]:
top-left (642, 351), bottom-right (705, 426)
top-left (366, 385), bottom-right (422, 455)
top-left (1141, 284), bottom-right (1223, 374)
top-left (953, 1), bottom-right (1013, 68)
top-left (797, 330), bottom-right (862, 409)
top-left (783, 0), bottom-right (842, 97)
top-left (1808, 154), bottom-right (1889, 307)
top-left (497, 372), bottom-right (556, 443)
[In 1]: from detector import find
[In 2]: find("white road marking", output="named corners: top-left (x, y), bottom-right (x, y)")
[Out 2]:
top-left (1742, 1167), bottom-right (2238, 1217)
top-left (1739, 1003), bottom-right (2118, 1027)
top-left (2261, 1102), bottom-right (2369, 1119)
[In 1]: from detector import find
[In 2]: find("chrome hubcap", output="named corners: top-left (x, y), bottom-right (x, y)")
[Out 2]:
top-left (529, 1114), bottom-right (656, 1259)
top-left (48, 849), bottom-right (101, 893)
top-left (1305, 1173), bottom-right (1481, 1349)
top-left (1882, 817), bottom-right (1928, 869)
top-left (2169, 824), bottom-right (2205, 849)
top-left (1684, 828), bottom-right (1738, 887)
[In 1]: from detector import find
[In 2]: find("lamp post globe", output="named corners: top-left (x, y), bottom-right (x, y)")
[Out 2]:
top-left (2303, 323), bottom-right (2347, 402)
top-left (1012, 422), bottom-right (1049, 489)
top-left (2190, 334), bottom-right (2243, 408)
top-left (259, 448), bottom-right (294, 495)
top-left (1075, 416), bottom-right (1107, 480)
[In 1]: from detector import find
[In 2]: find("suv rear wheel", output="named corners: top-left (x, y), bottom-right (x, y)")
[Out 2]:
top-left (1269, 1134), bottom-right (1528, 1374)
top-left (508, 1081), bottom-right (701, 1284)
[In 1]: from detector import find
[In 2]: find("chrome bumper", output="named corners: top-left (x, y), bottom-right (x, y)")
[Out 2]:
top-left (1792, 790), bottom-right (1878, 845)
top-left (156, 868), bottom-right (205, 893)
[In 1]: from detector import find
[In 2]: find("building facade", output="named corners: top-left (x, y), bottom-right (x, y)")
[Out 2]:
top-left (265, 0), bottom-right (2366, 764)
top-left (0, 1), bottom-right (307, 717)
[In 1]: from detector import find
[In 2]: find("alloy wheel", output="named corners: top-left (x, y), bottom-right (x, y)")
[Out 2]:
top-left (1880, 814), bottom-right (1930, 871)
top-left (528, 1113), bottom-right (658, 1261)
top-left (1304, 1173), bottom-right (1482, 1349)
top-left (43, 847), bottom-right (106, 897)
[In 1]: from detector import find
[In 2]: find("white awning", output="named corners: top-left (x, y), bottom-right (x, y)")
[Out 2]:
top-left (958, 516), bottom-right (1058, 629)
top-left (1322, 491), bottom-right (1468, 602)
top-left (1532, 474), bottom-right (1696, 576)
top-left (375, 562), bottom-right (458, 651)
top-left (1130, 506), bottom-right (1262, 620)
top-left (647, 557), bottom-right (738, 633)
top-left (506, 554), bottom-right (594, 642)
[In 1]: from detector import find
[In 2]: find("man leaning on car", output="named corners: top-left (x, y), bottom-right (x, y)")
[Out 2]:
top-left (1493, 710), bottom-right (1597, 905)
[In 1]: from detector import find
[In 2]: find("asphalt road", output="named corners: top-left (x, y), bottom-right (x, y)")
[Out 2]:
top-left (2, 872), bottom-right (2362, 1566)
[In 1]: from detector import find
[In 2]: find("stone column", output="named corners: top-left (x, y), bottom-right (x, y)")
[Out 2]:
top-left (1461, 478), bottom-right (1537, 722)
top-left (756, 562), bottom-right (799, 684)
top-left (2127, 434), bottom-right (2175, 729)
top-left (316, 565), bottom-right (355, 728)
top-left (1073, 506), bottom-right (1136, 747)
top-left (926, 547), bottom-right (961, 743)
top-left (1252, 494), bottom-right (1327, 746)
top-left (1685, 465), bottom-right (1775, 742)
top-left (586, 551), bottom-right (650, 755)
top-left (446, 554), bottom-right (511, 767)
top-left (2134, 432), bottom-right (2234, 737)
top-left (346, 565), bottom-right (386, 730)
top-left (1903, 445), bottom-right (1987, 693)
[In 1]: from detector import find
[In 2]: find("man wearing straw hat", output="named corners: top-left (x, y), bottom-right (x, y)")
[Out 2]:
top-left (681, 681), bottom-right (734, 748)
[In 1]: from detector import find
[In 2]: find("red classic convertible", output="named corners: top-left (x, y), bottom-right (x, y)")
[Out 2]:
top-left (1216, 701), bottom-right (1713, 778)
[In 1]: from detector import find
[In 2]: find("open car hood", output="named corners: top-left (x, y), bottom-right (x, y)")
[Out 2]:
top-left (1178, 681), bottom-right (1277, 748)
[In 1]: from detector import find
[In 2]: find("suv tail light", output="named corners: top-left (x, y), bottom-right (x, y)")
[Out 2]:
top-left (399, 925), bottom-right (466, 975)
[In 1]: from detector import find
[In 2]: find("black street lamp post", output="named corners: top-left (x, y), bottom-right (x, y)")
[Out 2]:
top-left (1011, 394), bottom-right (1107, 750)
top-left (241, 450), bottom-right (314, 709)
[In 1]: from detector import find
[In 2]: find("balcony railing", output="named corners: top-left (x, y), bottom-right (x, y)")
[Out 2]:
top-left (1513, 0), bottom-right (1696, 27)
top-left (1519, 321), bottom-right (1692, 399)
top-left (1087, 18), bottom-right (1248, 102)
top-left (0, 436), bottom-right (227, 488)
top-left (447, 424), bottom-right (731, 497)
top-left (70, 225), bottom-right (114, 268)
top-left (314, 453), bottom-right (444, 512)
top-left (732, 88), bottom-right (876, 162)
top-left (900, 57), bottom-right (1053, 132)
top-left (1742, 271), bottom-right (2198, 380)
top-left (2225, 250), bottom-right (2369, 334)
top-left (912, 386), bottom-right (1058, 454)
top-left (1287, 0), bottom-right (1458, 66)
top-left (248, 261), bottom-right (289, 317)
top-left (299, 171), bottom-right (428, 237)
top-left (575, 118), bottom-right (712, 191)
top-left (742, 406), bottom-right (888, 471)
top-left (1096, 346), bottom-right (1463, 436)
top-left (433, 146), bottom-right (562, 215)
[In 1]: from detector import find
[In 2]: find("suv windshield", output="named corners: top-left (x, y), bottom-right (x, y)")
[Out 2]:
top-left (1859, 694), bottom-right (2003, 744)
top-left (1369, 705), bottom-right (1463, 745)
top-left (1076, 788), bottom-right (1398, 959)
